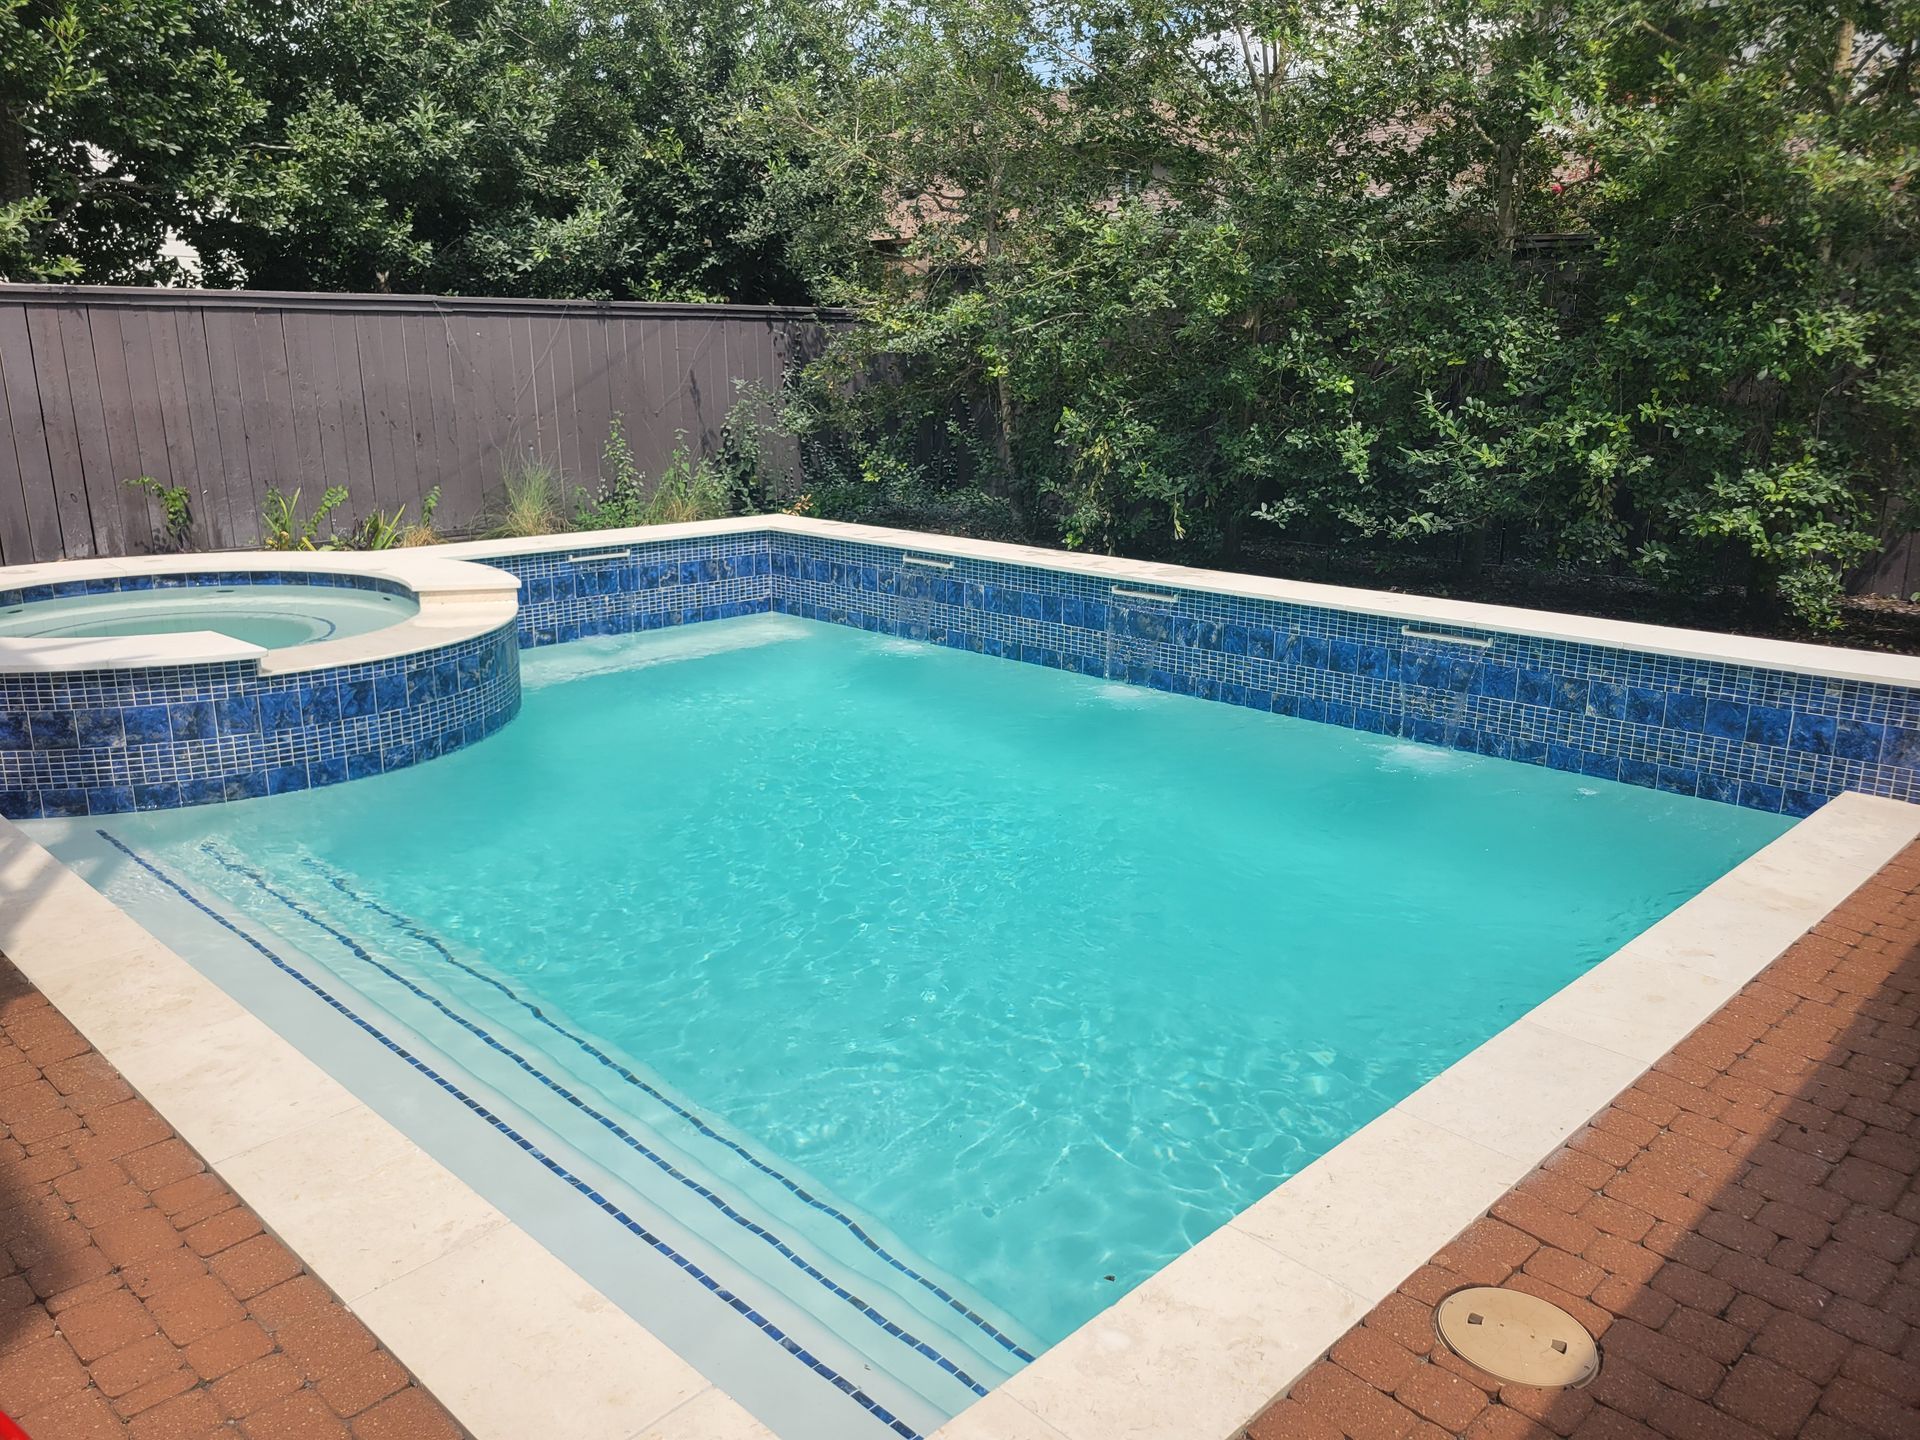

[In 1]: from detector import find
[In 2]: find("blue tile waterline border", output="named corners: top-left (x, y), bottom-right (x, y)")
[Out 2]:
top-left (0, 620), bottom-right (520, 820)
top-left (197, 840), bottom-right (1001, 1398)
top-left (762, 530), bottom-right (1920, 817)
top-left (94, 828), bottom-right (926, 1440)
top-left (8, 517), bottom-right (1920, 816)
top-left (296, 852), bottom-right (1037, 1367)
top-left (451, 523), bottom-right (1920, 815)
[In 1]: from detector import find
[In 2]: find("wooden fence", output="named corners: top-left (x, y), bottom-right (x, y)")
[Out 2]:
top-left (0, 284), bottom-right (845, 565)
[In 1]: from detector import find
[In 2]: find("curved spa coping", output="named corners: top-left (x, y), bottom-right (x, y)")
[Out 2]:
top-left (0, 550), bottom-right (521, 676)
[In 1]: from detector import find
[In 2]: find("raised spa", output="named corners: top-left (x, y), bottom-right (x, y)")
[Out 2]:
top-left (0, 580), bottom-right (418, 647)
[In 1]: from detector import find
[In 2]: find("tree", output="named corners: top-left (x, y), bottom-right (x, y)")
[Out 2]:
top-left (189, 0), bottom-right (839, 300)
top-left (778, 0), bottom-right (1920, 625)
top-left (0, 0), bottom-right (257, 281)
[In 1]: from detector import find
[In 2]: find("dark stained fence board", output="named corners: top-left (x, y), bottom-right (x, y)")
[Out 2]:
top-left (398, 313), bottom-right (442, 525)
top-left (0, 284), bottom-right (847, 565)
top-left (253, 312), bottom-right (303, 533)
top-left (0, 306), bottom-right (60, 559)
top-left (437, 316), bottom-right (484, 529)
top-left (329, 311), bottom-right (377, 532)
top-left (544, 315), bottom-right (580, 483)
top-left (168, 309), bottom-right (228, 550)
top-left (88, 308), bottom-right (159, 551)
top-left (278, 310), bottom-right (330, 500)
top-left (228, 312), bottom-right (279, 543)
top-left (54, 307), bottom-right (123, 557)
top-left (1856, 531), bottom-right (1918, 602)
top-left (571, 314), bottom-right (612, 492)
top-left (356, 311), bottom-right (407, 523)
top-left (197, 310), bottom-right (257, 548)
top-left (144, 310), bottom-right (204, 543)
top-left (0, 326), bottom-right (34, 567)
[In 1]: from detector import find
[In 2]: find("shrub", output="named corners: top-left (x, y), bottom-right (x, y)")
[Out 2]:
top-left (486, 458), bottom-right (569, 538)
top-left (125, 475), bottom-right (194, 552)
top-left (260, 486), bottom-right (348, 550)
top-left (354, 486), bottom-right (441, 550)
top-left (575, 417), bottom-right (733, 530)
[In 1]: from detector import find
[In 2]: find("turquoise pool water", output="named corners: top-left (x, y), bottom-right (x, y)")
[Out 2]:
top-left (0, 583), bottom-right (417, 647)
top-left (38, 614), bottom-right (1793, 1437)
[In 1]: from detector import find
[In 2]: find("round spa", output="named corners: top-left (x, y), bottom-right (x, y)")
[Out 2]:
top-left (0, 578), bottom-right (419, 648)
top-left (0, 560), bottom-right (522, 820)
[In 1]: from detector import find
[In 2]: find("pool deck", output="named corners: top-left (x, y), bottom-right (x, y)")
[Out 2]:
top-left (0, 956), bottom-right (465, 1440)
top-left (1245, 838), bottom-right (1920, 1440)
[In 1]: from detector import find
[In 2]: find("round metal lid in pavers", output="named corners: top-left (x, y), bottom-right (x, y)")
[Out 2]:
top-left (1433, 1286), bottom-right (1600, 1388)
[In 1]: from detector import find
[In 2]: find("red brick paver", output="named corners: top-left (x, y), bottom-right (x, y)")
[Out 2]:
top-left (1247, 842), bottom-right (1920, 1439)
top-left (0, 958), bottom-right (464, 1439)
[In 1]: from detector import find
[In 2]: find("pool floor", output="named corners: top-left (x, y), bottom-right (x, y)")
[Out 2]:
top-left (30, 614), bottom-right (1794, 1438)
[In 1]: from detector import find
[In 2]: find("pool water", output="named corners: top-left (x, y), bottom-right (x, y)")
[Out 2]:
top-left (37, 614), bottom-right (1793, 1437)
top-left (0, 583), bottom-right (417, 647)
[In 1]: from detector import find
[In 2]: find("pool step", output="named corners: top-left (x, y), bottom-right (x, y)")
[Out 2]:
top-left (188, 841), bottom-right (1037, 1431)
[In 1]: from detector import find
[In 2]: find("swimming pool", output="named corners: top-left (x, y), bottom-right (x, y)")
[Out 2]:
top-left (0, 579), bottom-right (417, 647)
top-left (32, 612), bottom-right (1795, 1439)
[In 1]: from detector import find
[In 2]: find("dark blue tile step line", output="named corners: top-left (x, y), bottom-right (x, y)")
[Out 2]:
top-left (193, 842), bottom-right (994, 1401)
top-left (298, 854), bottom-right (1038, 1366)
top-left (92, 829), bottom-right (925, 1440)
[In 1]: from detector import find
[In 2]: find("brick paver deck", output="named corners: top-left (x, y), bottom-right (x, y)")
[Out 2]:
top-left (1247, 842), bottom-right (1920, 1440)
top-left (0, 958), bottom-right (465, 1440)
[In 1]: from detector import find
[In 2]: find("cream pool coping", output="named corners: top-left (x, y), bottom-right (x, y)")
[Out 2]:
top-left (929, 791), bottom-right (1920, 1440)
top-left (0, 815), bottom-right (774, 1440)
top-left (0, 549), bottom-right (520, 676)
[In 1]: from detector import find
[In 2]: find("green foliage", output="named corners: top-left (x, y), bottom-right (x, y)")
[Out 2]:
top-left (575, 416), bottom-right (650, 530)
top-left (575, 417), bottom-right (733, 529)
top-left (182, 0), bottom-right (838, 300)
top-left (774, 0), bottom-right (1920, 627)
top-left (640, 445), bottom-right (734, 526)
top-left (123, 475), bottom-right (193, 551)
top-left (486, 457), bottom-right (569, 538)
top-left (353, 485), bottom-right (440, 550)
top-left (259, 485), bottom-right (348, 551)
top-left (8, 0), bottom-right (1915, 625)
top-left (398, 486), bottom-right (444, 547)
top-left (0, 0), bottom-right (257, 281)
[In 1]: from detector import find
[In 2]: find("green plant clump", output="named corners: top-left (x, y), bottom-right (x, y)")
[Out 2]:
top-left (576, 417), bottom-right (733, 530)
top-left (355, 486), bottom-right (441, 550)
top-left (259, 486), bottom-right (349, 551)
top-left (125, 476), bottom-right (194, 551)
top-left (487, 458), bottom-right (569, 538)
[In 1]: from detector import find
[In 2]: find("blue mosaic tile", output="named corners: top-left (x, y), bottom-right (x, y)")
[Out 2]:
top-left (768, 530), bottom-right (1920, 815)
top-left (9, 528), bottom-right (1919, 820)
top-left (0, 622), bottom-right (520, 816)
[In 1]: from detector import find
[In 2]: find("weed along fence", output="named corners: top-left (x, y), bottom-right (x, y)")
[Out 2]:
top-left (0, 284), bottom-right (846, 566)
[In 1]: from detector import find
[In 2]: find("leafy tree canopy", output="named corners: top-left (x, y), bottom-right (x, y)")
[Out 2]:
top-left (0, 0), bottom-right (256, 280)
top-left (773, 0), bottom-right (1920, 625)
top-left (2, 0), bottom-right (839, 298)
top-left (1, 0), bottom-right (1914, 622)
